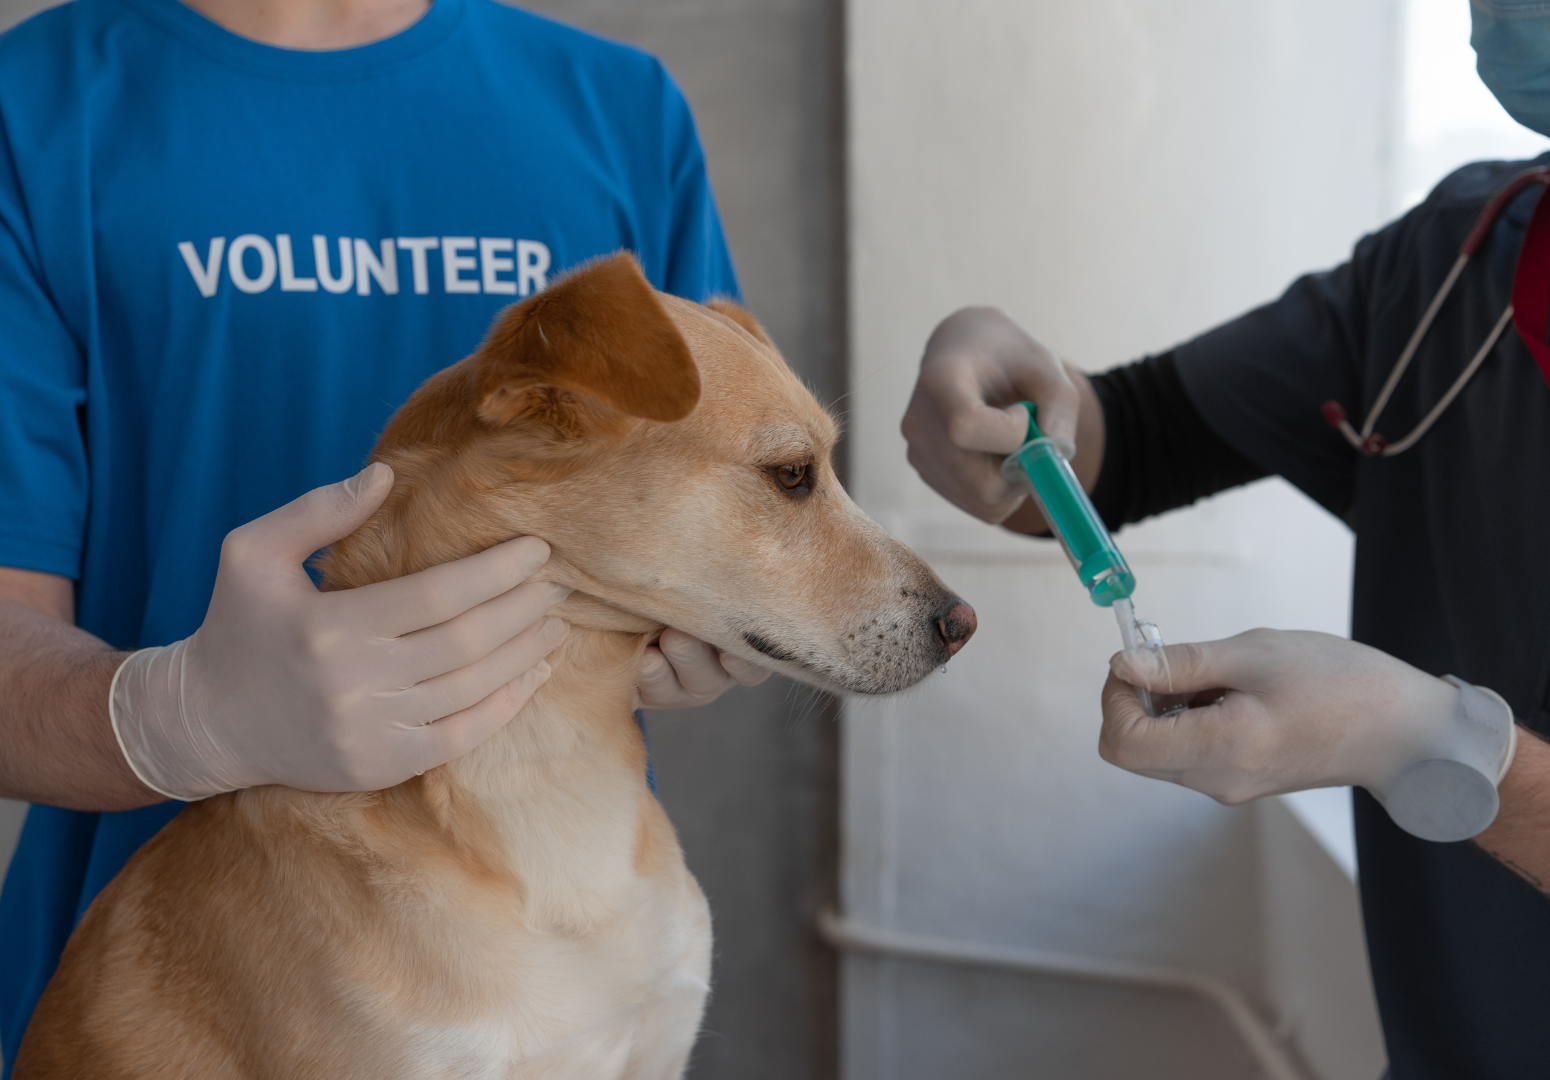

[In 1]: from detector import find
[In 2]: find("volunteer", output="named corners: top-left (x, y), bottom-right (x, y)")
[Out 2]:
top-left (903, 4), bottom-right (1550, 1075)
top-left (0, 0), bottom-right (767, 1069)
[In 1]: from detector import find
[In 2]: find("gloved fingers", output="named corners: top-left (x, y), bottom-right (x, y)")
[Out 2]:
top-left (902, 358), bottom-right (1025, 518)
top-left (659, 629), bottom-right (736, 698)
top-left (1108, 632), bottom-right (1280, 698)
top-left (905, 438), bottom-right (1028, 525)
top-left (222, 462), bottom-right (395, 568)
top-left (1099, 670), bottom-right (1182, 775)
top-left (637, 633), bottom-right (728, 709)
top-left (1001, 361), bottom-right (1080, 447)
top-left (384, 615), bottom-right (568, 727)
top-left (903, 308), bottom-right (1080, 523)
top-left (1099, 671), bottom-right (1284, 805)
top-left (347, 535), bottom-right (554, 637)
top-left (927, 361), bottom-right (1031, 457)
top-left (719, 649), bottom-right (773, 687)
top-left (635, 631), bottom-right (774, 708)
top-left (946, 400), bottom-right (1033, 456)
top-left (408, 660), bottom-right (555, 773)
top-left (1098, 671), bottom-right (1228, 788)
top-left (636, 646), bottom-right (695, 709)
top-left (916, 307), bottom-right (1080, 447)
top-left (389, 579), bottom-right (572, 684)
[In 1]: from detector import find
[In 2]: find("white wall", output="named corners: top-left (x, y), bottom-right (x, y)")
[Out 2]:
top-left (843, 1), bottom-right (1397, 1075)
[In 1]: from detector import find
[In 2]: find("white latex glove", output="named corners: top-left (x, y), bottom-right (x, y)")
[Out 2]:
top-left (636, 627), bottom-right (772, 710)
top-left (1100, 628), bottom-right (1518, 842)
top-left (901, 307), bottom-right (1082, 525)
top-left (111, 463), bottom-right (571, 800)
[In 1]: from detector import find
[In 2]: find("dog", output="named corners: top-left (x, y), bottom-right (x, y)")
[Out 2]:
top-left (16, 252), bottom-right (976, 1079)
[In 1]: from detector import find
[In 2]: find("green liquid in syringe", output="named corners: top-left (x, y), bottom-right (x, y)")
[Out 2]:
top-left (1002, 403), bottom-right (1135, 607)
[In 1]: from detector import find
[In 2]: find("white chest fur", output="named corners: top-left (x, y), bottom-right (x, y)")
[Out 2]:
top-left (375, 651), bottom-right (713, 1079)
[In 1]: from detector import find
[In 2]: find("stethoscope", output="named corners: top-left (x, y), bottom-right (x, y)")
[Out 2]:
top-left (1321, 165), bottom-right (1550, 457)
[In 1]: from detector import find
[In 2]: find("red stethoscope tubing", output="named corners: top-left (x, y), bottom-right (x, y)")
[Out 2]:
top-left (1321, 165), bottom-right (1550, 457)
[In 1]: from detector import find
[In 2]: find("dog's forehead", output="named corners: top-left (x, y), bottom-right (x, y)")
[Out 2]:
top-left (658, 294), bottom-right (836, 451)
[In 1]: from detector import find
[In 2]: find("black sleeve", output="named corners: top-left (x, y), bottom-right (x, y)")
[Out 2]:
top-left (1087, 352), bottom-right (1268, 530)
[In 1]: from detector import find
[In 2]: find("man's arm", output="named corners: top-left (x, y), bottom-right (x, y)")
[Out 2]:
top-left (0, 566), bottom-right (156, 810)
top-left (1476, 726), bottom-right (1550, 895)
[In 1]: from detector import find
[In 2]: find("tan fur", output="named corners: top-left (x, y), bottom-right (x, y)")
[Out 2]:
top-left (17, 253), bottom-right (970, 1079)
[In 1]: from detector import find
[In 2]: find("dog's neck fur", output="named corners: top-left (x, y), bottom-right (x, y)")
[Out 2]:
top-left (440, 621), bottom-right (660, 931)
top-left (317, 486), bottom-right (666, 931)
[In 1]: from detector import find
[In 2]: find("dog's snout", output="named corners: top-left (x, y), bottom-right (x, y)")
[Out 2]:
top-left (934, 599), bottom-right (977, 658)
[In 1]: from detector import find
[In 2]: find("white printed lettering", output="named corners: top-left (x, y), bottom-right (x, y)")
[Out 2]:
top-left (480, 238), bottom-right (517, 295)
top-left (186, 231), bottom-right (549, 299)
top-left (277, 235), bottom-right (317, 292)
top-left (517, 240), bottom-right (550, 297)
top-left (442, 237), bottom-right (480, 294)
top-left (228, 235), bottom-right (276, 294)
top-left (397, 237), bottom-right (438, 295)
top-left (178, 238), bottom-right (226, 298)
top-left (314, 236), bottom-right (353, 294)
top-left (355, 239), bottom-right (399, 296)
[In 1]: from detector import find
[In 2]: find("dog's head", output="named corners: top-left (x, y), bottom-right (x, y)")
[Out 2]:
top-left (329, 252), bottom-right (973, 695)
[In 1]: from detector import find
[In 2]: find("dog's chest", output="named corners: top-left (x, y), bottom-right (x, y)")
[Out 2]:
top-left (392, 874), bottom-right (712, 1079)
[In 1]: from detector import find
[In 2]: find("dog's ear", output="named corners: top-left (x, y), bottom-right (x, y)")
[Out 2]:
top-left (476, 252), bottom-right (700, 426)
top-left (705, 297), bottom-right (775, 349)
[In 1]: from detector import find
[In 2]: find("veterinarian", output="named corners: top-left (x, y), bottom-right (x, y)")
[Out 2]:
top-left (0, 0), bottom-right (768, 1069)
top-left (902, 5), bottom-right (1550, 1078)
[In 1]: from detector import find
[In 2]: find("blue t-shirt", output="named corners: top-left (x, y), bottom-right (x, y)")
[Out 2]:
top-left (0, 0), bottom-right (737, 1067)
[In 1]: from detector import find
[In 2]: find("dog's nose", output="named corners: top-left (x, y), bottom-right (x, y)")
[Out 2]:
top-left (934, 599), bottom-right (977, 658)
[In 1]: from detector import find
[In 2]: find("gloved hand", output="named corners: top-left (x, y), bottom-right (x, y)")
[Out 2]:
top-left (1100, 628), bottom-right (1519, 842)
top-left (901, 307), bottom-right (1083, 525)
top-left (636, 627), bottom-right (772, 709)
top-left (111, 463), bottom-right (571, 800)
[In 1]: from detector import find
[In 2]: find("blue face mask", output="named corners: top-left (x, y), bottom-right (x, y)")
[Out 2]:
top-left (1473, 1), bottom-right (1550, 137)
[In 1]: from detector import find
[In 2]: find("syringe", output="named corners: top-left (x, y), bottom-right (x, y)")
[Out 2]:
top-left (999, 402), bottom-right (1191, 718)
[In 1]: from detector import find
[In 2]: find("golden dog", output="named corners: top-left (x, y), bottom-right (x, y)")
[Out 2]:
top-left (17, 253), bottom-right (975, 1079)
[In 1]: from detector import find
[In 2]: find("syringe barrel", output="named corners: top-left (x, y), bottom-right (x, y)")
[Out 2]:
top-left (1004, 403), bottom-right (1135, 607)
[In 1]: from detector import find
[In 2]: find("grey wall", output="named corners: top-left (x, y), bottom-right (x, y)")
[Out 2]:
top-left (0, 0), bottom-right (53, 31)
top-left (513, 3), bottom-right (846, 1077)
top-left (522, 0), bottom-right (846, 409)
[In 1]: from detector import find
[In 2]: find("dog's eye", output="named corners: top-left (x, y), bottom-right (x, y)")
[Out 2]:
top-left (771, 462), bottom-right (813, 497)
